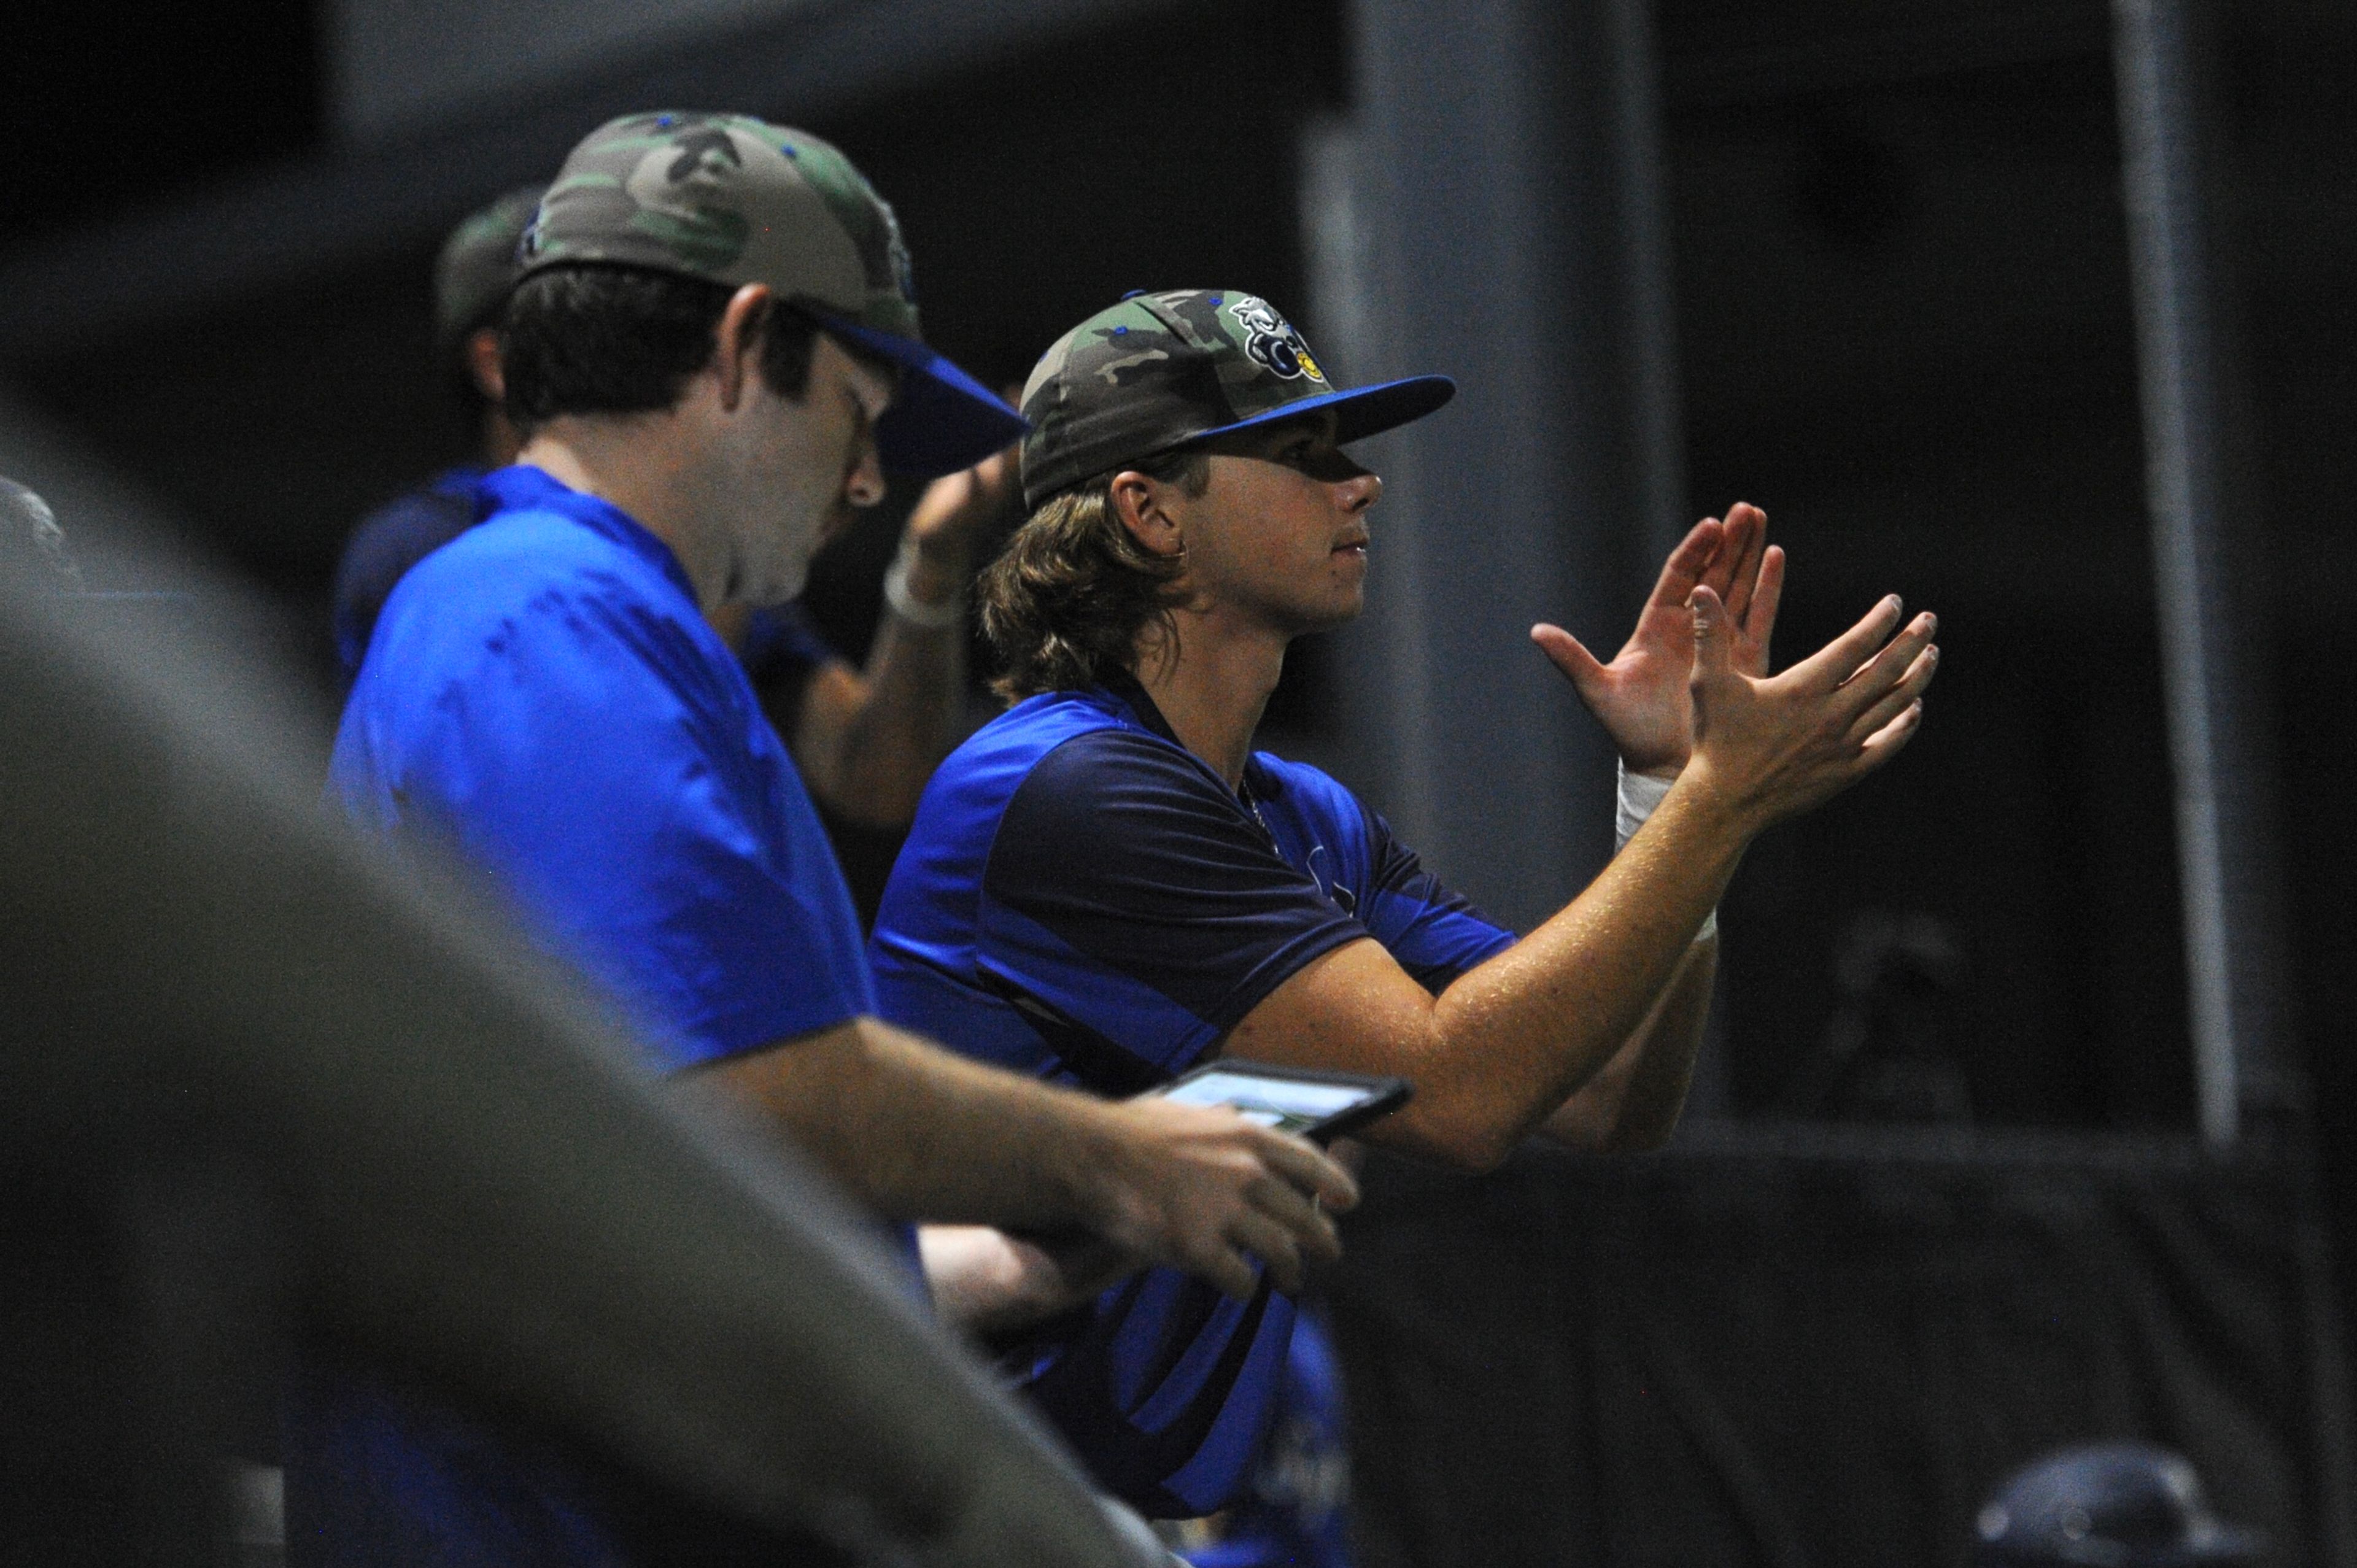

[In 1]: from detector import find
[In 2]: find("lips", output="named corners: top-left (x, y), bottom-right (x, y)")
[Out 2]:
top-left (1332, 531), bottom-right (1369, 555)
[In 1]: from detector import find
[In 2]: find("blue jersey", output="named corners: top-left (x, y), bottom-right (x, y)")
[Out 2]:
top-left (1182, 1308), bottom-right (1356, 1568)
top-left (333, 465), bottom-right (842, 696)
top-left (333, 464), bottom-right (486, 682)
top-left (301, 465), bottom-right (882, 1563)
top-left (870, 676), bottom-right (1512, 1516)
top-left (332, 465), bottom-right (873, 1060)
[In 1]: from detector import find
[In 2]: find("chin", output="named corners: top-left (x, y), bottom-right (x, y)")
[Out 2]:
top-left (742, 565), bottom-right (811, 608)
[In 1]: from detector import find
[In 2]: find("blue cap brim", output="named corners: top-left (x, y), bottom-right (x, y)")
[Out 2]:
top-left (807, 311), bottom-right (1030, 479)
top-left (1186, 374), bottom-right (1457, 451)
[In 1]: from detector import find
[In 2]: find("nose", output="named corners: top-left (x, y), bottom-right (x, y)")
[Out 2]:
top-left (843, 435), bottom-right (886, 509)
top-left (1336, 470), bottom-right (1382, 512)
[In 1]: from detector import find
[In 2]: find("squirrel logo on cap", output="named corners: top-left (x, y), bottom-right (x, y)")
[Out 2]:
top-left (1228, 297), bottom-right (1324, 383)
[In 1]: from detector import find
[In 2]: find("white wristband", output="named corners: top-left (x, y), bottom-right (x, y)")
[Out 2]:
top-left (1614, 760), bottom-right (1717, 943)
top-left (883, 547), bottom-right (964, 630)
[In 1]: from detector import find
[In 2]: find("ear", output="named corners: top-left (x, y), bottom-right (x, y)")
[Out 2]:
top-left (465, 326), bottom-right (505, 401)
top-left (1108, 469), bottom-right (1187, 558)
top-left (711, 284), bottom-right (772, 413)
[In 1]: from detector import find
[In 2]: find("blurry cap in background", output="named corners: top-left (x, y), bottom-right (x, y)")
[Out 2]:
top-left (1015, 288), bottom-right (1454, 510)
top-left (1974, 1442), bottom-right (2264, 1566)
top-left (519, 112), bottom-right (1023, 476)
top-left (433, 185), bottom-right (544, 352)
top-left (0, 477), bottom-right (85, 593)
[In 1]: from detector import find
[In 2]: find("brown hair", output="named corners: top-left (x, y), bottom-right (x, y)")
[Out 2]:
top-left (980, 449), bottom-right (1211, 701)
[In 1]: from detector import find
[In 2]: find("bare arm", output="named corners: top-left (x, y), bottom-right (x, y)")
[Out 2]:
top-left (1227, 557), bottom-right (1937, 1171)
top-left (679, 1014), bottom-right (1357, 1301)
top-left (918, 1226), bottom-right (1140, 1338)
top-left (790, 453), bottom-right (1012, 825)
top-left (1539, 930), bottom-right (1716, 1152)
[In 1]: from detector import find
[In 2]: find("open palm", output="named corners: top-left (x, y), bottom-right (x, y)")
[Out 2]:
top-left (1531, 502), bottom-right (1784, 776)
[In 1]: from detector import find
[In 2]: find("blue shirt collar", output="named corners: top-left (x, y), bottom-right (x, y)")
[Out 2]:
top-left (481, 465), bottom-right (700, 608)
top-left (1094, 668), bottom-right (1277, 814)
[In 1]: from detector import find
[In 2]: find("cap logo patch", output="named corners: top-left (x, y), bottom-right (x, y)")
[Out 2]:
top-left (624, 131), bottom-right (754, 272)
top-left (1227, 296), bottom-right (1323, 383)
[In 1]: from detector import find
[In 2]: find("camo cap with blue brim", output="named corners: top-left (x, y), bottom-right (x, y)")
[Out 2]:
top-left (1016, 288), bottom-right (1455, 509)
top-left (517, 111), bottom-right (1025, 477)
top-left (435, 185), bottom-right (543, 350)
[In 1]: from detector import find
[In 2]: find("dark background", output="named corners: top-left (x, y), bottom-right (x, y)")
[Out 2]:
top-left (14, 0), bottom-right (2347, 1135)
top-left (5, 0), bottom-right (2354, 1558)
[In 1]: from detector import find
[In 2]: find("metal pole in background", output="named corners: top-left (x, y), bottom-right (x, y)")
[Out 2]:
top-left (2110, 0), bottom-right (2297, 1148)
top-left (1328, 0), bottom-right (1684, 930)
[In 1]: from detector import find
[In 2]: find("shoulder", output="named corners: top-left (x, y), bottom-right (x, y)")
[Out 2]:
top-left (923, 690), bottom-right (1157, 813)
top-left (335, 473), bottom-right (481, 596)
top-left (1248, 752), bottom-right (1366, 825)
top-left (365, 509), bottom-right (723, 725)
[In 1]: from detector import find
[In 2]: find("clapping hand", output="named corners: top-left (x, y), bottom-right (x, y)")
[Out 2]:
top-left (1530, 502), bottom-right (1783, 777)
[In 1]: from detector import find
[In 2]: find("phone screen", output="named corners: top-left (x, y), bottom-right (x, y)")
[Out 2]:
top-left (1159, 1068), bottom-right (1383, 1137)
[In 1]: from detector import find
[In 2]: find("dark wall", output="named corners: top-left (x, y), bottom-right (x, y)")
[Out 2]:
top-left (3, 0), bottom-right (1344, 706)
top-left (4, 0), bottom-right (320, 245)
top-left (1658, 9), bottom-right (2191, 1129)
top-left (1332, 1135), bottom-right (2347, 1568)
top-left (4, 0), bottom-right (2350, 1145)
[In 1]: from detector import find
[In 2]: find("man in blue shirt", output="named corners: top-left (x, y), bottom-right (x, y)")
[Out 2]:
top-left (332, 185), bottom-right (1007, 849)
top-left (305, 125), bottom-right (1355, 1563)
top-left (869, 288), bottom-right (1942, 1515)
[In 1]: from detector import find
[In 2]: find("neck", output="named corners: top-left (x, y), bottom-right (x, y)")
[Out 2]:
top-left (1129, 612), bottom-right (1288, 789)
top-left (514, 413), bottom-right (723, 609)
top-left (479, 406), bottom-right (524, 469)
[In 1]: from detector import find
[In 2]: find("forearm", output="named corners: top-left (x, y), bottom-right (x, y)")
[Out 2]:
top-left (1538, 930), bottom-right (1716, 1153)
top-left (795, 547), bottom-right (967, 825)
top-left (687, 1016), bottom-right (1114, 1228)
top-left (1417, 795), bottom-right (1733, 1159)
top-left (918, 1225), bottom-right (1137, 1338)
top-left (1232, 776), bottom-right (1746, 1170)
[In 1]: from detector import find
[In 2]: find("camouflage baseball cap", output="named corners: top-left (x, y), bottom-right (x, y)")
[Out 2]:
top-left (1017, 289), bottom-right (1454, 509)
top-left (433, 185), bottom-right (543, 350)
top-left (519, 111), bottom-right (1024, 477)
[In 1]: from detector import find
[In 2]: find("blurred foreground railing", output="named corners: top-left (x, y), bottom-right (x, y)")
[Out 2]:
top-left (0, 403), bottom-right (1164, 1567)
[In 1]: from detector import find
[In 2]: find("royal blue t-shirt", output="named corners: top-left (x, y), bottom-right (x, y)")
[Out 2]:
top-left (869, 675), bottom-right (1513, 1516)
top-left (331, 465), bottom-right (873, 1062)
top-left (300, 465), bottom-right (882, 1564)
top-left (332, 464), bottom-right (842, 696)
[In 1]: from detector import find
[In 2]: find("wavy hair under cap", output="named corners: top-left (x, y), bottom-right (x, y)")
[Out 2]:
top-left (979, 448), bottom-right (1210, 701)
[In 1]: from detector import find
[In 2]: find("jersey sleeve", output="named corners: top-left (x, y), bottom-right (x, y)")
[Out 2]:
top-left (740, 600), bottom-right (840, 684)
top-left (330, 476), bottom-right (479, 684)
top-left (1352, 807), bottom-right (1517, 994)
top-left (334, 576), bottom-right (873, 1067)
top-left (976, 730), bottom-right (1364, 1085)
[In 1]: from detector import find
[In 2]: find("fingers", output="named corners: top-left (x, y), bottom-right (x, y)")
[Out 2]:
top-left (1645, 517), bottom-right (1725, 611)
top-left (1846, 641), bottom-right (1939, 741)
top-left (1530, 622), bottom-right (1608, 699)
top-left (1788, 594), bottom-right (1907, 692)
top-left (1245, 1128), bottom-right (1361, 1213)
top-left (1183, 1238), bottom-right (1262, 1303)
top-left (972, 446), bottom-right (1015, 498)
top-left (1246, 1171), bottom-right (1344, 1265)
top-left (1856, 699), bottom-right (1926, 768)
top-left (1741, 544), bottom-right (1786, 665)
top-left (1713, 503), bottom-right (1770, 622)
top-left (1836, 610), bottom-right (1937, 700)
top-left (1687, 585), bottom-right (1734, 680)
top-left (1231, 1207), bottom-right (1314, 1294)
